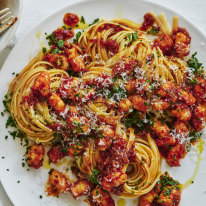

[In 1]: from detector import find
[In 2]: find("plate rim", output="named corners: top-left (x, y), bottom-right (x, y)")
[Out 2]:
top-left (0, 0), bottom-right (206, 206)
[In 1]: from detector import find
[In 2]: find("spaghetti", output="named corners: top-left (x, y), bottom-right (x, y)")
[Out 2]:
top-left (5, 11), bottom-right (206, 206)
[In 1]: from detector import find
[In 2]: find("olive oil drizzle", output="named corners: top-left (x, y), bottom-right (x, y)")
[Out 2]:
top-left (182, 138), bottom-right (204, 189)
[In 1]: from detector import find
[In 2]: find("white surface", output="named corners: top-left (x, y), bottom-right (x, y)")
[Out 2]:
top-left (0, 0), bottom-right (206, 206)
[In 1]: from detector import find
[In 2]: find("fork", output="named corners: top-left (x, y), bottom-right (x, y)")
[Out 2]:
top-left (0, 8), bottom-right (17, 34)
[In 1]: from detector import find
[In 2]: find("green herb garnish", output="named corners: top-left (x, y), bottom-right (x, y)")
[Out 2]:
top-left (187, 52), bottom-right (203, 75)
top-left (42, 47), bottom-right (47, 54)
top-left (57, 40), bottom-right (64, 49)
top-left (126, 32), bottom-right (138, 44)
top-left (189, 131), bottom-right (202, 142)
top-left (123, 110), bottom-right (147, 131)
top-left (52, 48), bottom-right (62, 54)
top-left (147, 26), bottom-right (159, 35)
top-left (80, 16), bottom-right (85, 24)
top-left (90, 168), bottom-right (100, 184)
top-left (73, 31), bottom-right (82, 44)
top-left (89, 18), bottom-right (100, 26)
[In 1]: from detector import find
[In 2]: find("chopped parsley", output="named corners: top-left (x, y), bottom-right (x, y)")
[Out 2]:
top-left (188, 78), bottom-right (197, 85)
top-left (57, 40), bottom-right (64, 49)
top-left (9, 130), bottom-right (26, 140)
top-left (42, 47), bottom-right (47, 54)
top-left (112, 85), bottom-right (127, 99)
top-left (187, 52), bottom-right (203, 75)
top-left (98, 131), bottom-right (104, 139)
top-left (73, 31), bottom-right (82, 44)
top-left (3, 92), bottom-right (28, 144)
top-left (80, 16), bottom-right (85, 24)
top-left (74, 92), bottom-right (81, 97)
top-left (46, 33), bottom-right (56, 46)
top-left (52, 48), bottom-right (62, 55)
top-left (89, 18), bottom-right (100, 26)
top-left (164, 187), bottom-right (171, 196)
top-left (113, 76), bottom-right (118, 82)
top-left (90, 168), bottom-right (100, 184)
top-left (3, 93), bottom-right (12, 113)
top-left (72, 121), bottom-right (84, 134)
top-left (6, 116), bottom-right (16, 128)
top-left (123, 110), bottom-right (147, 132)
top-left (158, 172), bottom-right (180, 193)
top-left (48, 168), bottom-right (54, 175)
top-left (127, 32), bottom-right (138, 44)
top-left (189, 131), bottom-right (202, 142)
top-left (147, 26), bottom-right (159, 35)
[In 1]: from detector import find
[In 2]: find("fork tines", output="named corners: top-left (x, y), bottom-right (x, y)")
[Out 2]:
top-left (0, 8), bottom-right (17, 33)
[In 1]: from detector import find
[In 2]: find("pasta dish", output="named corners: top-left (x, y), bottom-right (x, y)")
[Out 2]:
top-left (4, 11), bottom-right (206, 206)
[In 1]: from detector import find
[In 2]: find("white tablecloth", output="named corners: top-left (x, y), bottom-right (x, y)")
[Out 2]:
top-left (0, 0), bottom-right (206, 205)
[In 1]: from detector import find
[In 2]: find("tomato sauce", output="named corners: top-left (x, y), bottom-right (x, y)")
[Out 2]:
top-left (103, 39), bottom-right (119, 55)
top-left (63, 13), bottom-right (79, 27)
top-left (97, 24), bottom-right (124, 32)
top-left (54, 28), bottom-right (74, 40)
top-left (140, 13), bottom-right (155, 31)
top-left (21, 94), bottom-right (39, 106)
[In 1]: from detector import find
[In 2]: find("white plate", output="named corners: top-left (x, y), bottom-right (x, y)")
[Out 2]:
top-left (0, 0), bottom-right (206, 205)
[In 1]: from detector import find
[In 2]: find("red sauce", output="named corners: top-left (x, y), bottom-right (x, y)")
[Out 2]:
top-left (159, 146), bottom-right (170, 158)
top-left (102, 172), bottom-right (127, 191)
top-left (46, 170), bottom-right (69, 196)
top-left (111, 184), bottom-right (125, 195)
top-left (86, 73), bottom-right (113, 88)
top-left (166, 144), bottom-right (186, 167)
top-left (89, 39), bottom-right (97, 43)
top-left (21, 93), bottom-right (39, 106)
top-left (100, 138), bottom-right (128, 176)
top-left (58, 77), bottom-right (79, 99)
top-left (172, 27), bottom-right (191, 57)
top-left (172, 27), bottom-right (191, 39)
top-left (44, 53), bottom-right (69, 70)
top-left (103, 39), bottom-right (119, 55)
top-left (89, 39), bottom-right (120, 55)
top-left (127, 143), bottom-right (136, 163)
top-left (154, 34), bottom-right (173, 56)
top-left (26, 144), bottom-right (45, 169)
top-left (47, 123), bottom-right (63, 131)
top-left (146, 54), bottom-right (154, 64)
top-left (46, 184), bottom-right (59, 197)
top-left (193, 77), bottom-right (206, 101)
top-left (58, 81), bottom-right (70, 99)
top-left (63, 13), bottom-right (79, 27)
top-left (97, 24), bottom-right (123, 32)
top-left (88, 188), bottom-right (115, 206)
top-left (140, 13), bottom-right (155, 31)
top-left (47, 145), bottom-right (66, 163)
top-left (54, 28), bottom-right (74, 40)
top-left (112, 59), bottom-right (139, 76)
top-left (155, 137), bottom-right (177, 147)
